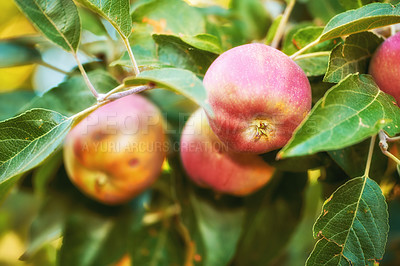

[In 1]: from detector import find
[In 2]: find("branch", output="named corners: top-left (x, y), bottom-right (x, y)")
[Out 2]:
top-left (72, 53), bottom-right (99, 99)
top-left (270, 0), bottom-right (296, 49)
top-left (379, 130), bottom-right (400, 165)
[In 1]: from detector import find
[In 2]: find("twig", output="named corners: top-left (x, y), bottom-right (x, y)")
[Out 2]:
top-left (122, 36), bottom-right (140, 76)
top-left (98, 84), bottom-right (154, 102)
top-left (270, 0), bottom-right (296, 49)
top-left (290, 38), bottom-right (321, 60)
top-left (293, 51), bottom-right (330, 61)
top-left (38, 61), bottom-right (69, 75)
top-left (364, 134), bottom-right (377, 177)
top-left (379, 130), bottom-right (400, 165)
top-left (72, 53), bottom-right (99, 99)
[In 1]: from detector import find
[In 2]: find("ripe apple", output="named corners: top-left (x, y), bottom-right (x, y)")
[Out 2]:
top-left (369, 31), bottom-right (400, 104)
top-left (203, 43), bottom-right (312, 154)
top-left (180, 109), bottom-right (275, 196)
top-left (63, 94), bottom-right (166, 205)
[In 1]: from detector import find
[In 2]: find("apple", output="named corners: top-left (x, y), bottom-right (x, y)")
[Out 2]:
top-left (180, 109), bottom-right (275, 196)
top-left (369, 31), bottom-right (400, 104)
top-left (203, 43), bottom-right (312, 154)
top-left (63, 94), bottom-right (166, 205)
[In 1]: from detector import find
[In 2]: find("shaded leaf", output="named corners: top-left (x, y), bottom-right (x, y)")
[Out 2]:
top-left (0, 91), bottom-right (36, 121)
top-left (306, 177), bottom-right (389, 265)
top-left (124, 68), bottom-right (212, 115)
top-left (265, 14), bottom-right (282, 45)
top-left (179, 34), bottom-right (223, 54)
top-left (76, 0), bottom-right (132, 38)
top-left (279, 74), bottom-right (400, 158)
top-left (321, 3), bottom-right (400, 41)
top-left (306, 0), bottom-right (346, 24)
top-left (295, 54), bottom-right (329, 77)
top-left (0, 40), bottom-right (41, 67)
top-left (15, 0), bottom-right (81, 52)
top-left (324, 32), bottom-right (383, 83)
top-left (0, 109), bottom-right (72, 186)
top-left (292, 26), bottom-right (340, 53)
top-left (33, 151), bottom-right (63, 198)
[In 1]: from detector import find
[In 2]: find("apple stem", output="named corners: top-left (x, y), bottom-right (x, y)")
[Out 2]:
top-left (72, 52), bottom-right (99, 99)
top-left (122, 36), bottom-right (140, 76)
top-left (364, 134), bottom-right (376, 177)
top-left (270, 0), bottom-right (296, 49)
top-left (379, 130), bottom-right (400, 165)
top-left (290, 38), bottom-right (321, 60)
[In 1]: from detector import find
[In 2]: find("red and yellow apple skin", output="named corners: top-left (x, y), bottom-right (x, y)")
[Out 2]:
top-left (369, 31), bottom-right (400, 104)
top-left (63, 94), bottom-right (166, 205)
top-left (203, 43), bottom-right (312, 154)
top-left (180, 109), bottom-right (275, 196)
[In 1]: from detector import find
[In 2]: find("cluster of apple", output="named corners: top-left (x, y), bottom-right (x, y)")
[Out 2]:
top-left (63, 30), bottom-right (400, 205)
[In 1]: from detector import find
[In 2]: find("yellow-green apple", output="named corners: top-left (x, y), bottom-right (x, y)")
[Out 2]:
top-left (180, 109), bottom-right (275, 196)
top-left (63, 94), bottom-right (166, 205)
top-left (203, 43), bottom-right (312, 154)
top-left (369, 31), bottom-right (400, 104)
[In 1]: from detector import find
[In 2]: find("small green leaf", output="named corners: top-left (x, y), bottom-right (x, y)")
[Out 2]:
top-left (179, 34), bottom-right (223, 54)
top-left (324, 32), bottom-right (383, 83)
top-left (306, 176), bottom-right (388, 265)
top-left (14, 0), bottom-right (81, 52)
top-left (0, 39), bottom-right (41, 68)
top-left (124, 68), bottom-right (212, 115)
top-left (25, 70), bottom-right (118, 116)
top-left (0, 109), bottom-right (72, 186)
top-left (295, 54), bottom-right (329, 77)
top-left (293, 26), bottom-right (339, 53)
top-left (76, 0), bottom-right (132, 38)
top-left (278, 74), bottom-right (400, 158)
top-left (265, 14), bottom-right (282, 45)
top-left (321, 3), bottom-right (400, 41)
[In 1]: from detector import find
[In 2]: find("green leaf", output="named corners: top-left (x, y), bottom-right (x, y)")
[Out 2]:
top-left (14, 0), bottom-right (81, 52)
top-left (306, 0), bottom-right (346, 24)
top-left (124, 68), bottom-right (212, 115)
top-left (0, 39), bottom-right (42, 68)
top-left (0, 91), bottom-right (36, 121)
top-left (153, 34), bottom-right (218, 75)
top-left (278, 74), bottom-right (400, 158)
top-left (324, 32), bottom-right (383, 83)
top-left (292, 26), bottom-right (339, 53)
top-left (306, 176), bottom-right (389, 265)
top-left (321, 3), bottom-right (400, 42)
top-left (25, 70), bottom-right (118, 116)
top-left (0, 109), bottom-right (73, 186)
top-left (265, 15), bottom-right (282, 45)
top-left (33, 151), bottom-right (63, 199)
top-left (295, 54), bottom-right (329, 77)
top-left (76, 0), bottom-right (132, 38)
top-left (179, 34), bottom-right (223, 54)
top-left (132, 0), bottom-right (205, 35)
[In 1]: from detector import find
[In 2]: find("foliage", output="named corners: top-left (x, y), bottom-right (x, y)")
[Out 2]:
top-left (1, 0), bottom-right (400, 265)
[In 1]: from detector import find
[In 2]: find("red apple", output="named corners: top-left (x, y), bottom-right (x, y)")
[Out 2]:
top-left (369, 31), bottom-right (400, 104)
top-left (203, 43), bottom-right (312, 154)
top-left (63, 94), bottom-right (166, 205)
top-left (180, 109), bottom-right (275, 196)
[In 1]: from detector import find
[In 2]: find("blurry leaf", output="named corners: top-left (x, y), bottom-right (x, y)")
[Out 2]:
top-left (233, 172), bottom-right (308, 265)
top-left (265, 14), bottom-right (282, 45)
top-left (21, 198), bottom-right (66, 260)
top-left (295, 54), bottom-right (329, 77)
top-left (338, 0), bottom-right (377, 10)
top-left (279, 74), bottom-right (400, 158)
top-left (0, 91), bottom-right (36, 121)
top-left (33, 151), bottom-right (63, 198)
top-left (132, 0), bottom-right (205, 35)
top-left (263, 152), bottom-right (330, 173)
top-left (14, 0), bottom-right (81, 52)
top-left (0, 40), bottom-right (41, 67)
top-left (282, 22), bottom-right (314, 55)
top-left (76, 0), bottom-right (132, 38)
top-left (179, 34), bottom-right (223, 54)
top-left (321, 3), bottom-right (400, 42)
top-left (328, 137), bottom-right (388, 179)
top-left (230, 0), bottom-right (271, 41)
top-left (78, 7), bottom-right (108, 36)
top-left (0, 174), bottom-right (21, 203)
top-left (25, 70), bottom-right (118, 116)
top-left (124, 68), bottom-right (212, 115)
top-left (306, 0), bottom-right (346, 24)
top-left (130, 220), bottom-right (185, 266)
top-left (292, 26), bottom-right (340, 53)
top-left (306, 177), bottom-right (388, 265)
top-left (153, 34), bottom-right (218, 75)
top-left (324, 32), bottom-right (383, 83)
top-left (0, 109), bottom-right (72, 187)
top-left (190, 193), bottom-right (244, 266)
